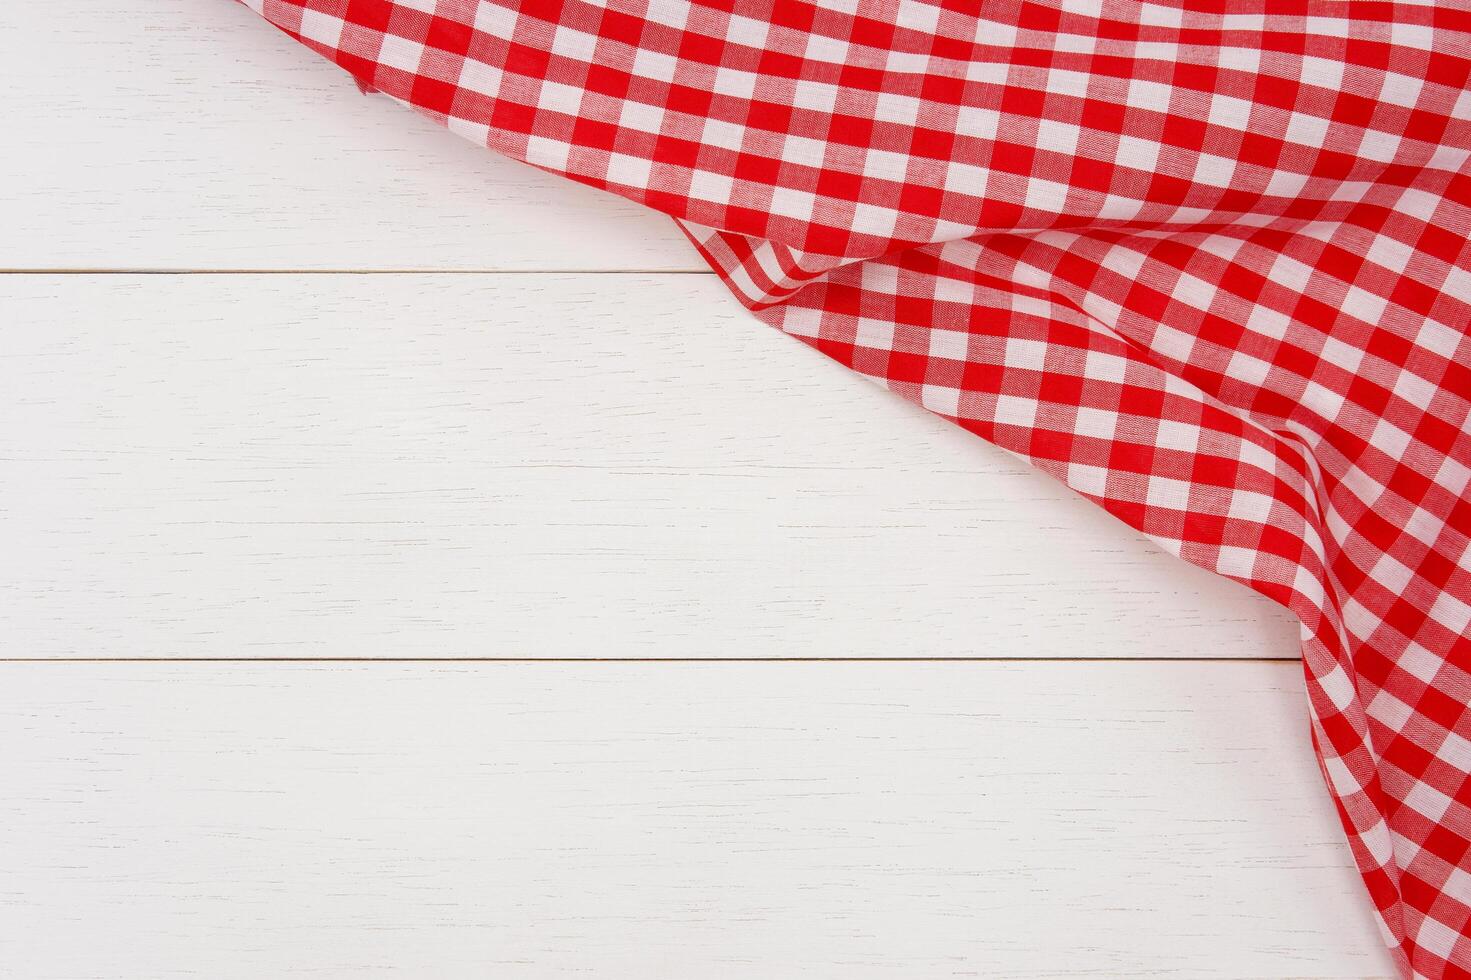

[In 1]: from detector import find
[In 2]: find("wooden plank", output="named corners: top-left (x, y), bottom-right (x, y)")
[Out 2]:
top-left (0, 1), bottom-right (697, 271)
top-left (0, 661), bottom-right (1392, 978)
top-left (0, 274), bottom-right (1297, 659)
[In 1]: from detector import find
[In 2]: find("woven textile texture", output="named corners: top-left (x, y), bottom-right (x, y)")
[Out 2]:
top-left (239, 1), bottom-right (1470, 974)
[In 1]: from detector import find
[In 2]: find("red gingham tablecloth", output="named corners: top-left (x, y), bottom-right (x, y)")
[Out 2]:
top-left (238, 1), bottom-right (1471, 973)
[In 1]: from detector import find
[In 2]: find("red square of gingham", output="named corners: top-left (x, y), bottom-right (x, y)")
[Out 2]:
top-left (238, 1), bottom-right (1471, 974)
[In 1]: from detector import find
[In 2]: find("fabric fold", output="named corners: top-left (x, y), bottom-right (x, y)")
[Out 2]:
top-left (237, 2), bottom-right (1470, 974)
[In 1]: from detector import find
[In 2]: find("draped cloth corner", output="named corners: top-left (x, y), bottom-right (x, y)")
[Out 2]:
top-left (237, 2), bottom-right (1471, 975)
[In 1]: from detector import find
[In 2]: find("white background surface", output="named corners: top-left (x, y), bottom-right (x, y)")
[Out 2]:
top-left (0, 3), bottom-right (1393, 977)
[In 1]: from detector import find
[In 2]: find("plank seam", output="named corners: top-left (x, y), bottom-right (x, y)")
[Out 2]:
top-left (0, 268), bottom-right (718, 276)
top-left (0, 656), bottom-right (1301, 664)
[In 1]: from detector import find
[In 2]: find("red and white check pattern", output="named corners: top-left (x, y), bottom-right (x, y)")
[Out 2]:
top-left (239, 1), bottom-right (1471, 974)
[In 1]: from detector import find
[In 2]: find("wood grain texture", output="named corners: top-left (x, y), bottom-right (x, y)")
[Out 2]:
top-left (0, 6), bottom-right (1376, 973)
top-left (0, 661), bottom-right (1393, 979)
top-left (0, 0), bottom-right (695, 271)
top-left (0, 274), bottom-right (1298, 659)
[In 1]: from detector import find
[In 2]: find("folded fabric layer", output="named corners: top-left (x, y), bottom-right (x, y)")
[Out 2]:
top-left (239, 2), bottom-right (1471, 974)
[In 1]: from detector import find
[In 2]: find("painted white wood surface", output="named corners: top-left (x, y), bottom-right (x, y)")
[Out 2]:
top-left (0, 4), bottom-right (1386, 975)
top-left (0, 0), bottom-right (695, 272)
top-left (0, 274), bottom-right (1297, 659)
top-left (0, 661), bottom-right (1392, 978)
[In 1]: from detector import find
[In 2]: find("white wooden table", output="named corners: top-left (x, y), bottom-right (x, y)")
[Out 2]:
top-left (0, 4), bottom-right (1395, 977)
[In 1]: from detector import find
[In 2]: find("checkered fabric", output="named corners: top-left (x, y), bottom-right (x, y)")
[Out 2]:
top-left (238, 1), bottom-right (1470, 974)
